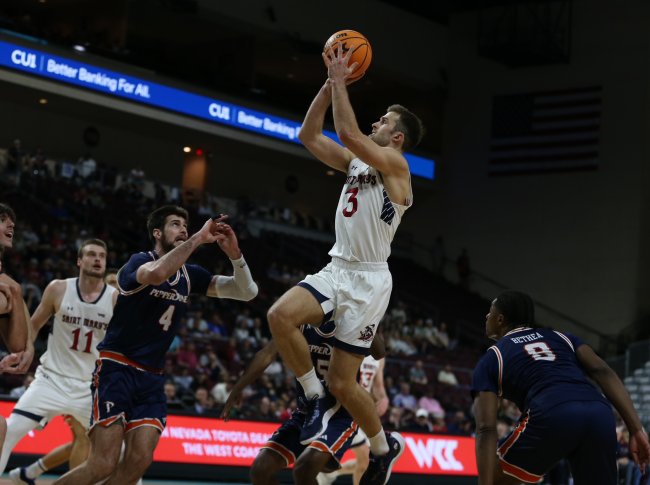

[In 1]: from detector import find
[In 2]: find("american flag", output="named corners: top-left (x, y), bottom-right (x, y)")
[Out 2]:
top-left (489, 86), bottom-right (602, 175)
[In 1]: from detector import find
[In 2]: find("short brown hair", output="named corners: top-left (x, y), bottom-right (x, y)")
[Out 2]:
top-left (146, 205), bottom-right (189, 245)
top-left (78, 238), bottom-right (107, 258)
top-left (387, 104), bottom-right (425, 152)
top-left (0, 204), bottom-right (16, 223)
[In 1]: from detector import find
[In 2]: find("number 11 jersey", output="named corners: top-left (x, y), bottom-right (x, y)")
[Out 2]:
top-left (97, 251), bottom-right (212, 370)
top-left (41, 278), bottom-right (115, 381)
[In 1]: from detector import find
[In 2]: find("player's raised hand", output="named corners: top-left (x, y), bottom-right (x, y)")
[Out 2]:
top-left (213, 222), bottom-right (242, 260)
top-left (630, 428), bottom-right (650, 471)
top-left (323, 43), bottom-right (358, 85)
top-left (196, 215), bottom-right (228, 245)
top-left (221, 389), bottom-right (243, 422)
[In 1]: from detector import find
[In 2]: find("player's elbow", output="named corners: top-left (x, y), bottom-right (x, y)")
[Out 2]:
top-left (241, 282), bottom-right (258, 301)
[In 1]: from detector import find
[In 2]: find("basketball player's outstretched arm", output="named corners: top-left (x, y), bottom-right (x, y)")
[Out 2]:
top-left (0, 274), bottom-right (29, 354)
top-left (576, 344), bottom-right (650, 468)
top-left (372, 358), bottom-right (389, 417)
top-left (299, 79), bottom-right (354, 172)
top-left (473, 391), bottom-right (499, 485)
top-left (29, 280), bottom-right (65, 340)
top-left (325, 47), bottom-right (409, 178)
top-left (206, 223), bottom-right (257, 301)
top-left (220, 341), bottom-right (278, 420)
top-left (137, 217), bottom-right (222, 286)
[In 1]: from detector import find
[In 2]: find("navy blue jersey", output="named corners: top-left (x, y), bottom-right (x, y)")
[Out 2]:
top-left (472, 327), bottom-right (609, 413)
top-left (98, 251), bottom-right (212, 369)
top-left (299, 320), bottom-right (336, 401)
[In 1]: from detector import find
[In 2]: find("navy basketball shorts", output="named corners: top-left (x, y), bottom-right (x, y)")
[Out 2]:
top-left (262, 407), bottom-right (359, 471)
top-left (90, 356), bottom-right (166, 433)
top-left (498, 400), bottom-right (616, 484)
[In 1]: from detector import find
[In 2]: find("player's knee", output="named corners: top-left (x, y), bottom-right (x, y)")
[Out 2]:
top-left (267, 304), bottom-right (293, 333)
top-left (327, 374), bottom-right (351, 401)
top-left (250, 452), bottom-right (281, 483)
top-left (293, 455), bottom-right (319, 483)
top-left (92, 452), bottom-right (120, 478)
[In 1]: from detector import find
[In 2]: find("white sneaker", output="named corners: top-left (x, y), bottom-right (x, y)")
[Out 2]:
top-left (8, 467), bottom-right (35, 485)
top-left (316, 471), bottom-right (338, 485)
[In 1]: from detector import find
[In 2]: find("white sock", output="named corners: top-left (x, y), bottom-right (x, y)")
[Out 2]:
top-left (296, 368), bottom-right (325, 399)
top-left (25, 459), bottom-right (47, 479)
top-left (368, 429), bottom-right (389, 456)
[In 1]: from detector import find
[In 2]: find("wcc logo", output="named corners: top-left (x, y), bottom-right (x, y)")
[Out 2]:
top-left (405, 437), bottom-right (464, 471)
top-left (358, 324), bottom-right (375, 343)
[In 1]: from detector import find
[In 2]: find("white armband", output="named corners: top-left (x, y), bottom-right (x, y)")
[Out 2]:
top-left (214, 255), bottom-right (258, 301)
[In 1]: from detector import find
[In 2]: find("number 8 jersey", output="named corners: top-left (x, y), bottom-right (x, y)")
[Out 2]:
top-left (471, 327), bottom-right (609, 413)
top-left (329, 158), bottom-right (412, 263)
top-left (41, 278), bottom-right (116, 381)
top-left (97, 251), bottom-right (212, 370)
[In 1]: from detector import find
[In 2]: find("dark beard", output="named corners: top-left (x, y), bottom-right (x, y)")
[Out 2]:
top-left (160, 237), bottom-right (177, 254)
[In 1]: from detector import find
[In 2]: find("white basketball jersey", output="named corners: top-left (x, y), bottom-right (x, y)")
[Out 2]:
top-left (40, 278), bottom-right (115, 381)
top-left (329, 158), bottom-right (412, 263)
top-left (359, 355), bottom-right (382, 393)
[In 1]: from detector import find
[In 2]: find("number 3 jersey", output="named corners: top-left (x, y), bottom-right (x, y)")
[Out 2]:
top-left (329, 158), bottom-right (412, 263)
top-left (97, 251), bottom-right (212, 370)
top-left (41, 278), bottom-right (116, 382)
top-left (471, 327), bottom-right (609, 413)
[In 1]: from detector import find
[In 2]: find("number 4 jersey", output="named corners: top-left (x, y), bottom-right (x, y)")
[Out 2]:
top-left (329, 158), bottom-right (412, 263)
top-left (41, 278), bottom-right (116, 381)
top-left (472, 327), bottom-right (609, 413)
top-left (97, 251), bottom-right (212, 370)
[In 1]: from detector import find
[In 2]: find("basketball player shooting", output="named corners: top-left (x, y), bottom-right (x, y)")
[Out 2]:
top-left (267, 39), bottom-right (424, 485)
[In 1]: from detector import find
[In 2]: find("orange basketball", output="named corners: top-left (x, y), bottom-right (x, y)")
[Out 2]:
top-left (323, 29), bottom-right (372, 82)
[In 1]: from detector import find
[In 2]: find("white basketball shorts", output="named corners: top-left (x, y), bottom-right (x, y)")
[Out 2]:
top-left (12, 365), bottom-right (92, 429)
top-left (299, 258), bottom-right (392, 355)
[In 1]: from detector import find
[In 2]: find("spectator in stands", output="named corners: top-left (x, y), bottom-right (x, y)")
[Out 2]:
top-left (434, 321), bottom-right (451, 349)
top-left (384, 375), bottom-right (398, 403)
top-left (386, 329), bottom-right (417, 356)
top-left (256, 396), bottom-right (277, 421)
top-left (393, 382), bottom-right (417, 411)
top-left (407, 409), bottom-right (433, 433)
top-left (417, 387), bottom-right (445, 418)
top-left (390, 300), bottom-right (408, 325)
top-left (437, 363), bottom-right (459, 387)
top-left (7, 139), bottom-right (25, 173)
top-left (431, 410), bottom-right (448, 433)
top-left (211, 375), bottom-right (234, 405)
top-left (409, 359), bottom-right (428, 386)
top-left (205, 351), bottom-right (227, 383)
top-left (176, 342), bottom-right (198, 370)
top-left (164, 380), bottom-right (185, 410)
top-left (387, 407), bottom-right (405, 431)
top-left (264, 356), bottom-right (284, 387)
top-left (233, 320), bottom-right (250, 342)
top-left (187, 311), bottom-right (209, 335)
top-left (206, 311), bottom-right (229, 337)
top-left (9, 373), bottom-right (34, 399)
top-left (173, 367), bottom-right (194, 392)
top-left (77, 153), bottom-right (97, 179)
top-left (193, 387), bottom-right (214, 415)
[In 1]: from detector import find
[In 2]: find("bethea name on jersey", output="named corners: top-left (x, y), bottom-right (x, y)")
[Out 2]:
top-left (60, 313), bottom-right (109, 330)
top-left (510, 332), bottom-right (544, 344)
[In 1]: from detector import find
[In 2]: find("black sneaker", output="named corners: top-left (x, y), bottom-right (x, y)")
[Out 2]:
top-left (299, 389), bottom-right (341, 445)
top-left (360, 432), bottom-right (405, 485)
top-left (9, 467), bottom-right (35, 485)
